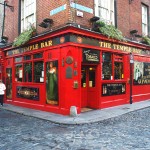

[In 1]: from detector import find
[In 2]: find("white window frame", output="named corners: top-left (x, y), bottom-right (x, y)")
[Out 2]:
top-left (142, 4), bottom-right (148, 36)
top-left (21, 0), bottom-right (36, 32)
top-left (94, 0), bottom-right (115, 25)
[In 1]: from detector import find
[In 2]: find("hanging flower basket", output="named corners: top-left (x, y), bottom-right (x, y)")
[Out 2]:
top-left (12, 26), bottom-right (36, 47)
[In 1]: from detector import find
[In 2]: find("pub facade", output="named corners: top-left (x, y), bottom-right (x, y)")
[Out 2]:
top-left (2, 25), bottom-right (150, 115)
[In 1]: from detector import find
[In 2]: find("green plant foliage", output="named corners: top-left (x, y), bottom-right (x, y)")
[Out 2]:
top-left (34, 62), bottom-right (43, 74)
top-left (95, 21), bottom-right (125, 41)
top-left (13, 27), bottom-right (36, 47)
top-left (142, 36), bottom-right (150, 45)
top-left (24, 63), bottom-right (32, 73)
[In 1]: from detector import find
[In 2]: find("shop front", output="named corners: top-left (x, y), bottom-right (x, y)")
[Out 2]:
top-left (2, 26), bottom-right (150, 115)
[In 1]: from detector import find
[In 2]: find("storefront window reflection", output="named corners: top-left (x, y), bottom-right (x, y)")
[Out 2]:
top-left (114, 62), bottom-right (123, 79)
top-left (89, 67), bottom-right (96, 87)
top-left (81, 67), bottom-right (86, 87)
top-left (15, 64), bottom-right (23, 82)
top-left (6, 68), bottom-right (12, 99)
top-left (102, 52), bottom-right (112, 80)
top-left (114, 54), bottom-right (123, 80)
top-left (34, 61), bottom-right (44, 83)
top-left (46, 61), bottom-right (58, 105)
top-left (24, 63), bottom-right (32, 82)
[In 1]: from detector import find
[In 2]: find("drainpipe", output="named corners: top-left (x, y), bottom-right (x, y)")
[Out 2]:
top-left (129, 53), bottom-right (133, 104)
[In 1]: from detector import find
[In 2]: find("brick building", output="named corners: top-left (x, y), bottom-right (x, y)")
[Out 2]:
top-left (0, 0), bottom-right (150, 115)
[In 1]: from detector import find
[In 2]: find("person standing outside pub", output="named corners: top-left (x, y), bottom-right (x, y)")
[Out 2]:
top-left (0, 80), bottom-right (6, 106)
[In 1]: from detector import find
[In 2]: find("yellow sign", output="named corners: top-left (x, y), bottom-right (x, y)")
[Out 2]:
top-left (99, 41), bottom-right (142, 54)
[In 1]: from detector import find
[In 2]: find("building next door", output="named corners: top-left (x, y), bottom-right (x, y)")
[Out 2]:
top-left (81, 65), bottom-right (98, 109)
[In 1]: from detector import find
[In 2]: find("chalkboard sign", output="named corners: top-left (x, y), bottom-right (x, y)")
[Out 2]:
top-left (102, 83), bottom-right (126, 96)
top-left (82, 49), bottom-right (100, 63)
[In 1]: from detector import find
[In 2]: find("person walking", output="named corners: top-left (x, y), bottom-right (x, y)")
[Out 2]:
top-left (0, 80), bottom-right (6, 106)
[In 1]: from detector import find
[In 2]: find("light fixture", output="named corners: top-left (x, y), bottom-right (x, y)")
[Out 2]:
top-left (39, 18), bottom-right (53, 28)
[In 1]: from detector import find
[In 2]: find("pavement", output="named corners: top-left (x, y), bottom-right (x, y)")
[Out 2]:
top-left (1, 100), bottom-right (150, 125)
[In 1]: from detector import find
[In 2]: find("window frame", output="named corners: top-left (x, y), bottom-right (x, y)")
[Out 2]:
top-left (102, 52), bottom-right (124, 81)
top-left (20, 0), bottom-right (36, 32)
top-left (94, 0), bottom-right (115, 25)
top-left (14, 52), bottom-right (44, 83)
top-left (142, 4), bottom-right (148, 36)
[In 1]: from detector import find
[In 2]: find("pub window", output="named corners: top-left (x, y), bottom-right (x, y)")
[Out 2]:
top-left (81, 67), bottom-right (86, 87)
top-left (15, 64), bottom-right (23, 82)
top-left (24, 63), bottom-right (32, 82)
top-left (102, 52), bottom-right (112, 80)
top-left (34, 61), bottom-right (44, 83)
top-left (14, 53), bottom-right (44, 83)
top-left (15, 57), bottom-right (22, 63)
top-left (89, 67), bottom-right (96, 87)
top-left (114, 54), bottom-right (123, 80)
top-left (24, 55), bottom-right (31, 61)
top-left (33, 53), bottom-right (43, 59)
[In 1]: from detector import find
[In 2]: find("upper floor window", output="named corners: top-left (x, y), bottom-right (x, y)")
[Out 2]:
top-left (142, 4), bottom-right (148, 36)
top-left (94, 0), bottom-right (115, 25)
top-left (21, 0), bottom-right (36, 32)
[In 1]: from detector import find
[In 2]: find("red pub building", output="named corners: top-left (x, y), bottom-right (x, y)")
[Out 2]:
top-left (0, 0), bottom-right (150, 115)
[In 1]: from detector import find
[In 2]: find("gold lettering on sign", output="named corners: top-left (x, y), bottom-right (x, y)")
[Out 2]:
top-left (99, 42), bottom-right (111, 48)
top-left (99, 41), bottom-right (142, 54)
top-left (41, 42), bottom-right (45, 48)
top-left (41, 40), bottom-right (52, 48)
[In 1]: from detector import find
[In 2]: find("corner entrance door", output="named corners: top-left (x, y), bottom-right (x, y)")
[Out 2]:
top-left (81, 66), bottom-right (97, 108)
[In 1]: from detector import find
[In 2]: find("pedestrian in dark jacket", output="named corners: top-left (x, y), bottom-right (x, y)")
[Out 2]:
top-left (0, 80), bottom-right (6, 106)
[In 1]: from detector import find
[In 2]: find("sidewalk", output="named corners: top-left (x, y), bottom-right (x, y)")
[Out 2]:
top-left (1, 100), bottom-right (150, 125)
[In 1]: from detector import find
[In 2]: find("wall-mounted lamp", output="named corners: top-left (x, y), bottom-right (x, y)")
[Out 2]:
top-left (39, 18), bottom-right (53, 28)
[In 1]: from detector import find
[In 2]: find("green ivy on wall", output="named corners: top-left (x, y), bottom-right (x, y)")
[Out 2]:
top-left (142, 36), bottom-right (150, 45)
top-left (13, 26), bottom-right (36, 47)
top-left (95, 21), bottom-right (125, 41)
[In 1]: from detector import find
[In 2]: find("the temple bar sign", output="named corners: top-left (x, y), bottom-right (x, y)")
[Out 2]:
top-left (82, 49), bottom-right (100, 63)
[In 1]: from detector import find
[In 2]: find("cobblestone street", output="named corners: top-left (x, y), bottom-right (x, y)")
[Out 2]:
top-left (0, 107), bottom-right (150, 150)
